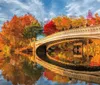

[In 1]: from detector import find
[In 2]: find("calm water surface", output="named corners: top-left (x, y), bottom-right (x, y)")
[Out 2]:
top-left (0, 35), bottom-right (99, 85)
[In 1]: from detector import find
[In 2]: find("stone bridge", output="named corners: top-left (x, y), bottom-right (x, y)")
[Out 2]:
top-left (34, 25), bottom-right (100, 84)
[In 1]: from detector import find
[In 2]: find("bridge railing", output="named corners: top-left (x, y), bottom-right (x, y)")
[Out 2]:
top-left (35, 25), bottom-right (100, 48)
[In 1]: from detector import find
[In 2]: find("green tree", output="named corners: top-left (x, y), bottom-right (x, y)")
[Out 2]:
top-left (23, 22), bottom-right (42, 41)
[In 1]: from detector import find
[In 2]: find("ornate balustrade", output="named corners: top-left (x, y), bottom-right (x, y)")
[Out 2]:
top-left (36, 25), bottom-right (100, 49)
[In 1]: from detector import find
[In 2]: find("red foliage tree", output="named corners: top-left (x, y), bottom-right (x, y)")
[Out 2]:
top-left (43, 20), bottom-right (58, 35)
top-left (87, 18), bottom-right (96, 26)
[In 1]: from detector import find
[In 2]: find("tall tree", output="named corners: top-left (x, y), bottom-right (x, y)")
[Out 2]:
top-left (1, 14), bottom-right (40, 49)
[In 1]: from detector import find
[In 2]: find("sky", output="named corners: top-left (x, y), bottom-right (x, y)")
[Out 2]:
top-left (0, 0), bottom-right (100, 29)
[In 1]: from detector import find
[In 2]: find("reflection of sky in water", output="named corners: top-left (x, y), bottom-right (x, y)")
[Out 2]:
top-left (0, 71), bottom-right (98, 85)
top-left (0, 70), bottom-right (12, 85)
top-left (0, 35), bottom-right (99, 85)
top-left (36, 76), bottom-right (99, 85)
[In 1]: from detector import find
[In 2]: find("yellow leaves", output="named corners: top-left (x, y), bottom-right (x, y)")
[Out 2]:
top-left (71, 17), bottom-right (85, 28)
top-left (89, 39), bottom-right (100, 66)
top-left (53, 16), bottom-right (62, 30)
top-left (52, 16), bottom-right (72, 31)
top-left (52, 15), bottom-right (87, 31)
top-left (62, 16), bottom-right (71, 30)
top-left (2, 45), bottom-right (11, 56)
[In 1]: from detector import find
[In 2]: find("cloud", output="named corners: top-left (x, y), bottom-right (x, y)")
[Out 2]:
top-left (3, 0), bottom-right (29, 10)
top-left (0, 0), bottom-right (45, 29)
top-left (97, 0), bottom-right (100, 2)
top-left (65, 0), bottom-right (100, 17)
top-left (49, 12), bottom-right (56, 18)
top-left (94, 9), bottom-right (100, 15)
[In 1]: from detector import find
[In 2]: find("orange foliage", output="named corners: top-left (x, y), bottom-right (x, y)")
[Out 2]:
top-left (52, 16), bottom-right (62, 30)
top-left (52, 16), bottom-right (71, 31)
top-left (87, 12), bottom-right (100, 26)
top-left (61, 16), bottom-right (71, 30)
top-left (95, 13), bottom-right (100, 25)
top-left (90, 39), bottom-right (100, 66)
top-left (87, 18), bottom-right (96, 26)
top-left (0, 33), bottom-right (6, 44)
top-left (20, 14), bottom-right (36, 27)
top-left (1, 14), bottom-right (39, 47)
top-left (2, 14), bottom-right (37, 38)
top-left (90, 56), bottom-right (100, 66)
top-left (0, 33), bottom-right (7, 49)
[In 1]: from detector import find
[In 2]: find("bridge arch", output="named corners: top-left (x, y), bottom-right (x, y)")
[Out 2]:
top-left (35, 26), bottom-right (100, 84)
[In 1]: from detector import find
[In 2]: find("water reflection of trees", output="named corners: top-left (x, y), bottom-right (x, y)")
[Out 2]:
top-left (0, 53), bottom-right (43, 85)
top-left (48, 38), bottom-right (100, 66)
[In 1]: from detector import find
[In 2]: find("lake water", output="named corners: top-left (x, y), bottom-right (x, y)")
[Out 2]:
top-left (0, 35), bottom-right (99, 85)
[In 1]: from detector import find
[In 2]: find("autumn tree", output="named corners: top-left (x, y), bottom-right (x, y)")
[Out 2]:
top-left (71, 16), bottom-right (86, 28)
top-left (87, 10), bottom-right (96, 26)
top-left (52, 16), bottom-right (71, 31)
top-left (80, 16), bottom-right (87, 27)
top-left (52, 16), bottom-right (62, 31)
top-left (87, 18), bottom-right (96, 26)
top-left (43, 20), bottom-right (58, 35)
top-left (61, 16), bottom-right (71, 30)
top-left (1, 14), bottom-right (41, 49)
top-left (2, 15), bottom-right (23, 48)
top-left (2, 15), bottom-right (23, 39)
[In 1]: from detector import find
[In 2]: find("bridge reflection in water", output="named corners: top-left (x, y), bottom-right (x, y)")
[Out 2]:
top-left (36, 38), bottom-right (100, 84)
